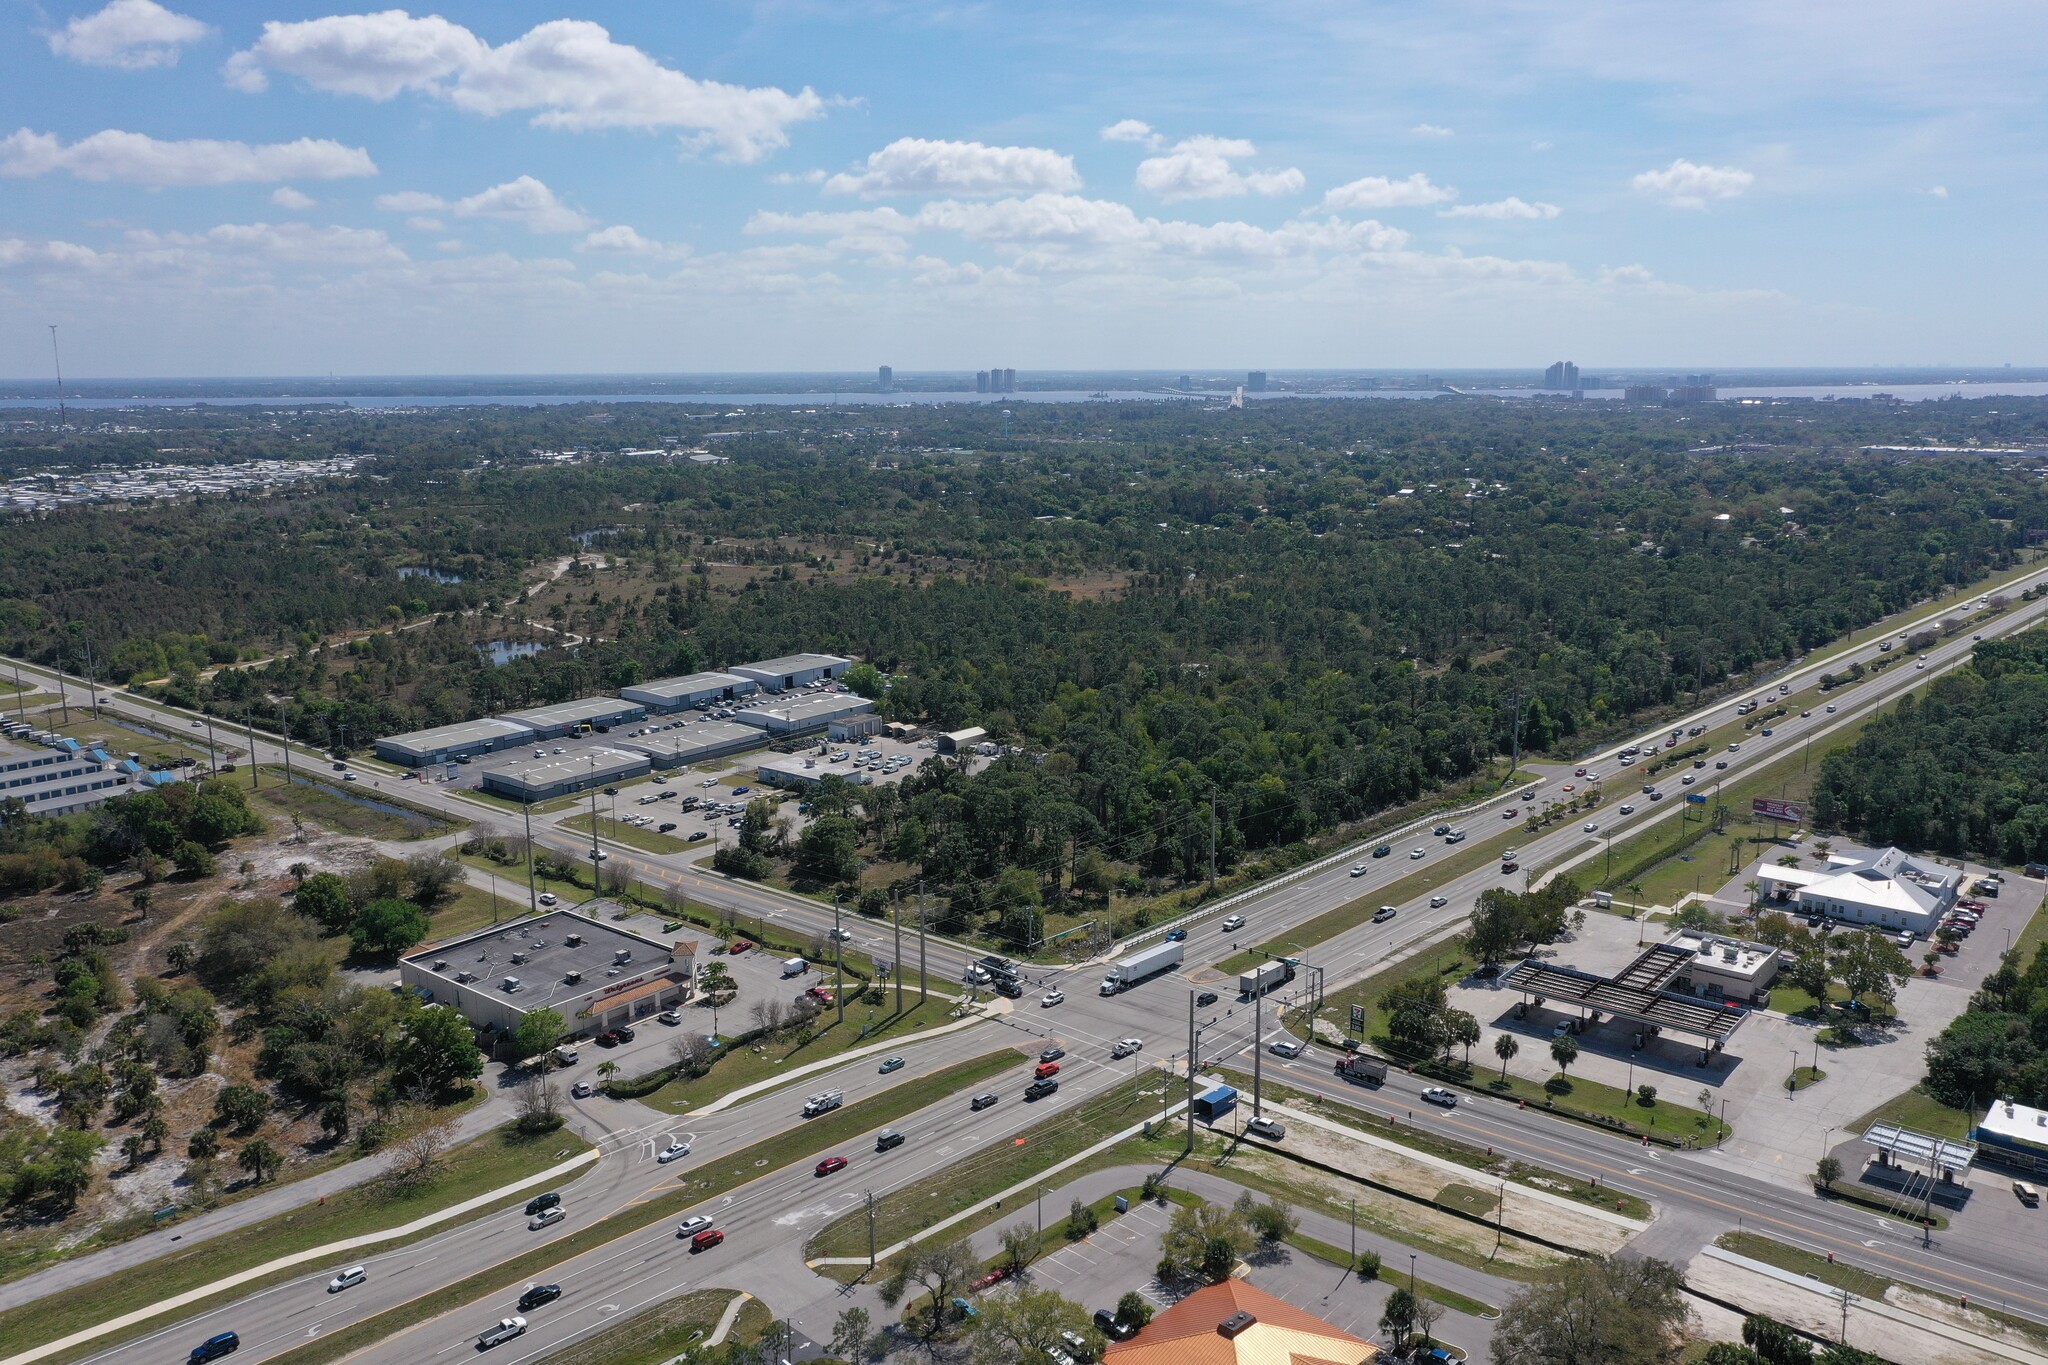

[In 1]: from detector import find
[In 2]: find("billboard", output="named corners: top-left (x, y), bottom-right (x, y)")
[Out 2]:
top-left (1685, 792), bottom-right (1707, 805)
top-left (1752, 798), bottom-right (1804, 822)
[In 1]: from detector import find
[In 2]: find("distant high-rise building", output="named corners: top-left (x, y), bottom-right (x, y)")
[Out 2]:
top-left (976, 370), bottom-right (991, 394)
top-left (1179, 374), bottom-right (1192, 391)
top-left (1001, 368), bottom-right (1016, 393)
top-left (878, 365), bottom-right (893, 392)
top-left (1247, 370), bottom-right (1267, 392)
top-left (1543, 360), bottom-right (1580, 391)
top-left (1624, 384), bottom-right (1668, 403)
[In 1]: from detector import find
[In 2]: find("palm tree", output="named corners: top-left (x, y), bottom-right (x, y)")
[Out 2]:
top-left (237, 1138), bottom-right (280, 1185)
top-left (1550, 1034), bottom-right (1579, 1078)
top-left (1627, 882), bottom-right (1646, 912)
top-left (1494, 1032), bottom-right (1519, 1081)
top-left (596, 1060), bottom-right (619, 1095)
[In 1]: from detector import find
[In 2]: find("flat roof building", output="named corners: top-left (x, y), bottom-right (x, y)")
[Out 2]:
top-left (0, 737), bottom-right (172, 818)
top-left (936, 726), bottom-right (989, 753)
top-left (620, 671), bottom-right (759, 713)
top-left (497, 697), bottom-right (648, 739)
top-left (1757, 845), bottom-right (1957, 936)
top-left (613, 721), bottom-right (762, 769)
top-left (399, 909), bottom-right (698, 1040)
top-left (731, 653), bottom-right (853, 693)
top-left (1666, 929), bottom-right (1780, 1005)
top-left (1974, 1099), bottom-right (2048, 1171)
top-left (732, 693), bottom-right (875, 736)
top-left (375, 717), bottom-right (537, 768)
top-left (757, 753), bottom-right (869, 790)
top-left (479, 746), bottom-right (649, 803)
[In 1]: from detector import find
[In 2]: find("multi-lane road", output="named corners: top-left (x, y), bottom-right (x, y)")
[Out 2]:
top-left (9, 566), bottom-right (2048, 1362)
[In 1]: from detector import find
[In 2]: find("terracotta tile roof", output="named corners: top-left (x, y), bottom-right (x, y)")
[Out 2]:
top-left (1105, 1281), bottom-right (1376, 1365)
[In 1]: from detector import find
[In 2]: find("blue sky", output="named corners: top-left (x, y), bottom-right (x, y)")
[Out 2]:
top-left (1, 1), bottom-right (2040, 377)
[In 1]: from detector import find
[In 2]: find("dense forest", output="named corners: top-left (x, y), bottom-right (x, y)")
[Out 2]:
top-left (7, 395), bottom-right (2048, 935)
top-left (1812, 625), bottom-right (2048, 864)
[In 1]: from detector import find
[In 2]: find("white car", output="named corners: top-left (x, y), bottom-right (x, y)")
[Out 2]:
top-left (1350, 863), bottom-right (1368, 877)
top-left (1409, 847), bottom-right (1426, 860)
top-left (1429, 895), bottom-right (1448, 908)
top-left (1221, 914), bottom-right (1246, 931)
top-left (1420, 1086), bottom-right (1459, 1108)
top-left (1041, 990), bottom-right (1066, 1007)
top-left (1619, 804), bottom-right (1635, 815)
top-left (1111, 1038), bottom-right (1144, 1059)
top-left (658, 1140), bottom-right (690, 1163)
top-left (702, 777), bottom-right (718, 787)
top-left (829, 927), bottom-right (853, 941)
top-left (537, 892), bottom-right (558, 906)
top-left (1268, 1039), bottom-right (1303, 1058)
top-left (676, 1215), bottom-right (714, 1237)
top-left (328, 1266), bottom-right (366, 1292)
top-left (1680, 774), bottom-right (1696, 785)
top-left (1826, 703), bottom-right (1837, 713)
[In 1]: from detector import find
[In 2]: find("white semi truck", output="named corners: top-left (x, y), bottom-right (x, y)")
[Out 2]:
top-left (1101, 939), bottom-right (1185, 995)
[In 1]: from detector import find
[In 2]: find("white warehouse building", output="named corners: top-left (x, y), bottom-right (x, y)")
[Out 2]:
top-left (731, 653), bottom-right (853, 693)
top-left (620, 671), bottom-right (759, 714)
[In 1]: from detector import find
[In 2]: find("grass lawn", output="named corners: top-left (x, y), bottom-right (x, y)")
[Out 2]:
top-left (1312, 936), bottom-right (1474, 1054)
top-left (258, 1050), bottom-right (1020, 1365)
top-left (2014, 900), bottom-right (2048, 966)
top-left (560, 1288), bottom-right (769, 1365)
top-left (1788, 1066), bottom-right (1826, 1093)
top-left (1284, 1228), bottom-right (1498, 1317)
top-left (1767, 981), bottom-right (1853, 1017)
top-left (51, 714), bottom-right (215, 768)
top-left (1422, 1061), bottom-right (1728, 1145)
top-left (636, 999), bottom-right (958, 1113)
top-left (1715, 1231), bottom-right (1894, 1299)
top-left (1848, 1086), bottom-right (1977, 1141)
top-left (561, 811), bottom-right (692, 854)
top-left (253, 768), bottom-right (457, 841)
top-left (5, 1122), bottom-right (591, 1364)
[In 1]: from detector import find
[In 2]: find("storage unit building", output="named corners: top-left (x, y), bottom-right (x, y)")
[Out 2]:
top-left (730, 653), bottom-right (853, 693)
top-left (478, 746), bottom-right (650, 802)
top-left (613, 721), bottom-right (762, 770)
top-left (937, 726), bottom-right (989, 754)
top-left (375, 717), bottom-right (537, 767)
top-left (497, 697), bottom-right (648, 739)
top-left (732, 693), bottom-right (875, 736)
top-left (400, 910), bottom-right (698, 1041)
top-left (620, 671), bottom-right (759, 713)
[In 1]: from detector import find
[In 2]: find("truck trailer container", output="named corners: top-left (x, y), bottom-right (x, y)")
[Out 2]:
top-left (1238, 959), bottom-right (1295, 998)
top-left (1101, 939), bottom-right (1185, 994)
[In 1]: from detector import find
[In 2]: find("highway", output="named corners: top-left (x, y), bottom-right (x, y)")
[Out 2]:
top-left (8, 568), bottom-right (2048, 1361)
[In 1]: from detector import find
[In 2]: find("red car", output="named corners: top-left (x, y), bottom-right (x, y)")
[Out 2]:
top-left (1503, 808), bottom-right (1518, 819)
top-left (728, 939), bottom-right (754, 954)
top-left (1034, 1060), bottom-right (1061, 1080)
top-left (807, 986), bottom-right (834, 1003)
top-left (971, 1267), bottom-right (1015, 1291)
top-left (1574, 767), bottom-right (1587, 777)
top-left (815, 1156), bottom-right (848, 1177)
top-left (690, 1228), bottom-right (725, 1252)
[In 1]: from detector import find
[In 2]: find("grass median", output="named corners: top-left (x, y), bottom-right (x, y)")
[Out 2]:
top-left (566, 1287), bottom-right (770, 1365)
top-left (561, 812), bottom-right (692, 855)
top-left (257, 1050), bottom-right (1022, 1365)
top-left (636, 999), bottom-right (956, 1114)
top-left (253, 769), bottom-right (458, 841)
top-left (5, 1123), bottom-right (590, 1365)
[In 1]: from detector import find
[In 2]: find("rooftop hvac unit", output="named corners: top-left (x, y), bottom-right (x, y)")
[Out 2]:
top-left (1218, 1312), bottom-right (1258, 1339)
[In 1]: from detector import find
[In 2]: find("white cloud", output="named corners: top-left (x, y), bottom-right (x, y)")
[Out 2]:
top-left (1321, 172), bottom-right (1457, 211)
top-left (1135, 136), bottom-right (1304, 201)
top-left (270, 186), bottom-right (316, 210)
top-left (1442, 197), bottom-right (1560, 220)
top-left (0, 127), bottom-right (375, 185)
top-left (374, 176), bottom-right (591, 233)
top-left (823, 138), bottom-right (1081, 198)
top-left (125, 220), bottom-right (406, 265)
top-left (225, 13), bottom-right (825, 162)
top-left (1928, 185), bottom-right (1949, 198)
top-left (405, 216), bottom-right (445, 231)
top-left (1100, 118), bottom-right (1164, 149)
top-left (769, 168), bottom-right (826, 186)
top-left (582, 224), bottom-right (691, 260)
top-left (1411, 123), bottom-right (1455, 137)
top-left (48, 0), bottom-right (209, 69)
top-left (1632, 157), bottom-right (1753, 208)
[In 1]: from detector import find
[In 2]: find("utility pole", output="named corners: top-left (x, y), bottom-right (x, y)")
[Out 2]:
top-left (586, 755), bottom-right (601, 868)
top-left (80, 639), bottom-right (99, 717)
top-left (523, 799), bottom-right (539, 915)
top-left (1208, 792), bottom-right (1217, 891)
top-left (48, 324), bottom-right (65, 428)
top-left (277, 703), bottom-right (292, 785)
top-left (56, 646), bottom-right (69, 725)
top-left (866, 1190), bottom-right (877, 1274)
top-left (204, 715), bottom-right (218, 774)
top-left (1184, 990), bottom-right (1197, 1154)
top-left (245, 709), bottom-right (258, 789)
top-left (10, 662), bottom-right (24, 720)
top-left (893, 898), bottom-right (904, 1014)
top-left (917, 882), bottom-right (928, 1006)
top-left (1349, 1197), bottom-right (1357, 1266)
top-left (1251, 990), bottom-right (1264, 1118)
top-left (833, 893), bottom-right (845, 1026)
top-left (1494, 1180), bottom-right (1505, 1256)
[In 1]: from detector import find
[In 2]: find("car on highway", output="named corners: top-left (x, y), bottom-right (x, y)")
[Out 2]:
top-left (537, 891), bottom-right (558, 907)
top-left (690, 1228), bottom-right (726, 1252)
top-left (676, 1216), bottom-right (715, 1238)
top-left (815, 1156), bottom-right (849, 1177)
top-left (328, 1266), bottom-right (366, 1292)
top-left (187, 1331), bottom-right (240, 1363)
top-left (876, 1129), bottom-right (906, 1151)
top-left (1801, 710), bottom-right (1812, 718)
top-left (1373, 844), bottom-right (1392, 858)
top-left (1350, 863), bottom-right (1369, 877)
top-left (1433, 823), bottom-right (1452, 836)
top-left (1269, 1038), bottom-right (1303, 1057)
top-left (529, 1206), bottom-right (566, 1230)
top-left (1035, 1060), bottom-right (1062, 1079)
top-left (878, 1055), bottom-right (905, 1073)
top-left (1372, 905), bottom-right (1397, 923)
top-left (1110, 1038), bottom-right (1144, 1059)
top-left (1619, 803), bottom-right (1635, 815)
top-left (1916, 658), bottom-right (1927, 669)
top-left (1728, 742), bottom-right (1742, 752)
top-left (1222, 914), bottom-right (1246, 931)
top-left (1246, 1116), bottom-right (1287, 1140)
top-left (1429, 895), bottom-right (1448, 908)
top-left (658, 1140), bottom-right (689, 1163)
top-left (1681, 774), bottom-right (1696, 785)
top-left (1715, 759), bottom-right (1729, 769)
top-left (1826, 703), bottom-right (1837, 713)
top-left (1041, 1045), bottom-right (1067, 1062)
top-left (524, 1192), bottom-right (560, 1216)
top-left (1024, 1076), bottom-right (1061, 1100)
top-left (1503, 808), bottom-right (1518, 819)
top-left (1041, 989), bottom-right (1065, 1007)
top-left (1197, 991), bottom-right (1219, 1006)
top-left (1164, 928), bottom-right (1187, 942)
top-left (517, 1284), bottom-right (562, 1311)
top-left (1410, 847), bottom-right (1427, 859)
top-left (970, 1092), bottom-right (1000, 1111)
top-left (1420, 1086), bottom-right (1459, 1108)
top-left (477, 1318), bottom-right (527, 1349)
top-left (1761, 728), bottom-right (1775, 737)
top-left (1574, 767), bottom-right (1587, 776)
top-left (1500, 860), bottom-right (1520, 873)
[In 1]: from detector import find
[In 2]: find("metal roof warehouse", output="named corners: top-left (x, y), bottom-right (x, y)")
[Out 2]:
top-left (399, 909), bottom-right (697, 1039)
top-left (375, 717), bottom-right (537, 767)
top-left (497, 696), bottom-right (649, 738)
top-left (620, 671), bottom-right (760, 713)
top-left (733, 693), bottom-right (876, 735)
top-left (731, 653), bottom-right (853, 692)
top-left (478, 746), bottom-right (650, 802)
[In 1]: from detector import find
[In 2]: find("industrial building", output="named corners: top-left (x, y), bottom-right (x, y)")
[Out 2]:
top-left (375, 717), bottom-right (537, 768)
top-left (613, 721), bottom-right (762, 769)
top-left (732, 693), bottom-right (875, 736)
top-left (620, 671), bottom-right (759, 714)
top-left (479, 746), bottom-right (649, 803)
top-left (1974, 1099), bottom-right (2048, 1172)
top-left (757, 753), bottom-right (870, 790)
top-left (936, 726), bottom-right (989, 754)
top-left (1756, 845), bottom-right (1957, 937)
top-left (828, 715), bottom-right (883, 741)
top-left (400, 910), bottom-right (698, 1040)
top-left (0, 737), bottom-right (178, 817)
top-left (1665, 929), bottom-right (1780, 1005)
top-left (731, 653), bottom-right (853, 692)
top-left (498, 697), bottom-right (648, 739)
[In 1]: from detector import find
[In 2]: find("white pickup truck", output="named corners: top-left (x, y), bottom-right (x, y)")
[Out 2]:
top-left (478, 1317), bottom-right (528, 1348)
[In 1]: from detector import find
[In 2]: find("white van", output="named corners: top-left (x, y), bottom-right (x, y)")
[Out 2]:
top-left (782, 957), bottom-right (808, 977)
top-left (803, 1090), bottom-right (844, 1117)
